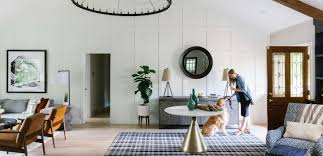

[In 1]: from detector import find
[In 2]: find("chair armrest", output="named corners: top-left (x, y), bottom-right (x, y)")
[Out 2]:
top-left (0, 130), bottom-right (22, 134)
top-left (266, 126), bottom-right (285, 149)
top-left (312, 138), bottom-right (323, 156)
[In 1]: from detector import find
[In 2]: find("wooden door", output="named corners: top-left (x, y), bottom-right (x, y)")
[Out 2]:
top-left (267, 46), bottom-right (309, 130)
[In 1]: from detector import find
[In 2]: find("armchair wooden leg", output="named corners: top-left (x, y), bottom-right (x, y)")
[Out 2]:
top-left (23, 136), bottom-right (28, 156)
top-left (41, 130), bottom-right (46, 155)
top-left (63, 119), bottom-right (67, 140)
top-left (50, 125), bottom-right (56, 148)
top-left (63, 128), bottom-right (67, 141)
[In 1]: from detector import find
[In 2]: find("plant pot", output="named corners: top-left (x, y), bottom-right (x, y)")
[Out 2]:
top-left (137, 105), bottom-right (150, 116)
top-left (63, 102), bottom-right (69, 106)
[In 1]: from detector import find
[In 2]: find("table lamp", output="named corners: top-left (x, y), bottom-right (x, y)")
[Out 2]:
top-left (162, 68), bottom-right (173, 97)
top-left (222, 68), bottom-right (229, 96)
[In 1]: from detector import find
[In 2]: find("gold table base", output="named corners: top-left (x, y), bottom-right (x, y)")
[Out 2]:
top-left (182, 117), bottom-right (207, 153)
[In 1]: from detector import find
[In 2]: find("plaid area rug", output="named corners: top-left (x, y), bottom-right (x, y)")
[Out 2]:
top-left (105, 132), bottom-right (266, 156)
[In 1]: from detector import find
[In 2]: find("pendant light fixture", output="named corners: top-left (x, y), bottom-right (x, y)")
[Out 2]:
top-left (71, 0), bottom-right (172, 16)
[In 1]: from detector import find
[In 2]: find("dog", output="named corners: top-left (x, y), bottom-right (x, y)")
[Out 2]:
top-left (201, 98), bottom-right (229, 136)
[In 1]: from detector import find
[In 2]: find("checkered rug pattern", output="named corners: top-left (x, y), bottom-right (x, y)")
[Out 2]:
top-left (105, 132), bottom-right (266, 156)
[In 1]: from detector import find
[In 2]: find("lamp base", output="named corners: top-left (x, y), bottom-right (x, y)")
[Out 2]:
top-left (224, 81), bottom-right (229, 96)
top-left (163, 81), bottom-right (173, 97)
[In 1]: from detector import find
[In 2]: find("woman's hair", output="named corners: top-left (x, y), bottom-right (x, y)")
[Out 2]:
top-left (228, 68), bottom-right (237, 86)
top-left (228, 69), bottom-right (236, 75)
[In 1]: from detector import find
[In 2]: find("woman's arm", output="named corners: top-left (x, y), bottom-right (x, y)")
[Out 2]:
top-left (230, 87), bottom-right (243, 92)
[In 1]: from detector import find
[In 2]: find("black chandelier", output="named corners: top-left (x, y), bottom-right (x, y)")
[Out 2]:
top-left (70, 0), bottom-right (172, 16)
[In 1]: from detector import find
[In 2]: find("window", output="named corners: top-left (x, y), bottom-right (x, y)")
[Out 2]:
top-left (185, 57), bottom-right (197, 74)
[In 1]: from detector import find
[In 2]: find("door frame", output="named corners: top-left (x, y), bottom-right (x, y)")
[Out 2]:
top-left (267, 46), bottom-right (309, 129)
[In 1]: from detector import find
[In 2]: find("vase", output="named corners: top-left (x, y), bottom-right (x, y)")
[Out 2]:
top-left (187, 95), bottom-right (196, 111)
top-left (137, 105), bottom-right (150, 116)
top-left (192, 89), bottom-right (199, 109)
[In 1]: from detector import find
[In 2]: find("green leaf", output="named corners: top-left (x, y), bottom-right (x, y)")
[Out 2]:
top-left (133, 65), bottom-right (156, 104)
top-left (141, 65), bottom-right (149, 70)
top-left (132, 74), bottom-right (139, 77)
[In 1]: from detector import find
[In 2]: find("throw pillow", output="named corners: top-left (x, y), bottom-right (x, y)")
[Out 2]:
top-left (23, 98), bottom-right (41, 115)
top-left (0, 99), bottom-right (5, 114)
top-left (2, 99), bottom-right (29, 113)
top-left (284, 121), bottom-right (322, 142)
top-left (0, 109), bottom-right (4, 114)
top-left (35, 98), bottom-right (49, 113)
top-left (0, 103), bottom-right (4, 114)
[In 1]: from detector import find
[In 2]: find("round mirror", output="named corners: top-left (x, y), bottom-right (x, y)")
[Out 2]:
top-left (180, 46), bottom-right (213, 79)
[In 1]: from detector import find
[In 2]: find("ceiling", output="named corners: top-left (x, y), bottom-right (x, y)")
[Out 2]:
top-left (300, 0), bottom-right (323, 10)
top-left (0, 0), bottom-right (313, 33)
top-left (73, 0), bottom-right (312, 32)
top-left (202, 0), bottom-right (312, 32)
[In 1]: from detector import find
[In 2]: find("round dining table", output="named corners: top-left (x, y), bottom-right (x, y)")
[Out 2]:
top-left (165, 105), bottom-right (223, 153)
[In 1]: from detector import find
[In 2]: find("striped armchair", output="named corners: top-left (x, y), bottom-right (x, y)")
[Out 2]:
top-left (266, 103), bottom-right (323, 156)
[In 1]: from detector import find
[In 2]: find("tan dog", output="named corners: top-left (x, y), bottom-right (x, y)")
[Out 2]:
top-left (201, 98), bottom-right (229, 136)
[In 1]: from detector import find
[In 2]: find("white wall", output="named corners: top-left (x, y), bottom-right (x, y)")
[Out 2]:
top-left (270, 20), bottom-right (316, 98)
top-left (0, 0), bottom-right (269, 125)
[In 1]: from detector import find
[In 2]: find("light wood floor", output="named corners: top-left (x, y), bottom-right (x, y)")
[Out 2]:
top-left (29, 121), bottom-right (267, 156)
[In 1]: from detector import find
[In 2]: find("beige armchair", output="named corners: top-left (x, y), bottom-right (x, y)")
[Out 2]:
top-left (0, 113), bottom-right (46, 156)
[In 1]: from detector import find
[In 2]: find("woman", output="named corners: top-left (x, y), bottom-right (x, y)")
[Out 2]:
top-left (228, 69), bottom-right (253, 135)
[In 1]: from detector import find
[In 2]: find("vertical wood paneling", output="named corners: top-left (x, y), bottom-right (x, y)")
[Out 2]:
top-left (110, 29), bottom-right (136, 124)
top-left (182, 28), bottom-right (207, 96)
top-left (135, 24), bottom-right (159, 123)
top-left (0, 0), bottom-right (270, 125)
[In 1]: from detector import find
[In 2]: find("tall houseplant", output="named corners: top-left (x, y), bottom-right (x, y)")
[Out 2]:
top-left (132, 65), bottom-right (156, 116)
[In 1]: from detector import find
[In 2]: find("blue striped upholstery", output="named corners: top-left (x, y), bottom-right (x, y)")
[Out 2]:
top-left (266, 103), bottom-right (323, 156)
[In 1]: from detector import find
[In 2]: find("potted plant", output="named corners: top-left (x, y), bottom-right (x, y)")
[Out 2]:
top-left (132, 65), bottom-right (156, 116)
top-left (63, 92), bottom-right (69, 105)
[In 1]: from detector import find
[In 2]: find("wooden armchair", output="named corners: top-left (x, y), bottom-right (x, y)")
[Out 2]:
top-left (44, 105), bottom-right (67, 148)
top-left (0, 113), bottom-right (46, 156)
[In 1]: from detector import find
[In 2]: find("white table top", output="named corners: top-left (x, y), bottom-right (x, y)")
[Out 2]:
top-left (165, 106), bottom-right (223, 117)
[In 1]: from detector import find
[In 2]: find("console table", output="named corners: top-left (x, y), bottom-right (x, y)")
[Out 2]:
top-left (159, 96), bottom-right (239, 129)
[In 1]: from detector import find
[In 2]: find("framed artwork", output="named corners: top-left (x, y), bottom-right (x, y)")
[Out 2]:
top-left (7, 50), bottom-right (47, 93)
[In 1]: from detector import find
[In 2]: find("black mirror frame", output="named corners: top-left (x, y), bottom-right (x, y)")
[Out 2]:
top-left (180, 46), bottom-right (213, 79)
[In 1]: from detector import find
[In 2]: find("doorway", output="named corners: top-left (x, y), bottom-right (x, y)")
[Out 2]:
top-left (85, 54), bottom-right (111, 122)
top-left (267, 46), bottom-right (309, 130)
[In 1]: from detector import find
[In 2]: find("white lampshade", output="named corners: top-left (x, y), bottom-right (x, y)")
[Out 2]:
top-left (222, 68), bottom-right (229, 81)
top-left (162, 68), bottom-right (170, 81)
